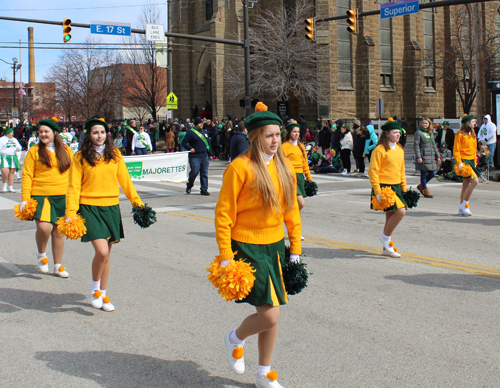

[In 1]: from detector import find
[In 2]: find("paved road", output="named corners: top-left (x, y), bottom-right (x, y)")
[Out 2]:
top-left (1, 147), bottom-right (499, 387)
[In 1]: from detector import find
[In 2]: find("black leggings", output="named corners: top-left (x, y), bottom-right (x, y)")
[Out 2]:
top-left (354, 154), bottom-right (365, 173)
top-left (340, 149), bottom-right (351, 173)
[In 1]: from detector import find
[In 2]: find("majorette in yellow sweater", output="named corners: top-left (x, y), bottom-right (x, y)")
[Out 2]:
top-left (215, 154), bottom-right (302, 261)
top-left (281, 141), bottom-right (312, 181)
top-left (368, 144), bottom-right (407, 195)
top-left (65, 150), bottom-right (143, 218)
top-left (21, 145), bottom-right (73, 202)
top-left (453, 131), bottom-right (477, 165)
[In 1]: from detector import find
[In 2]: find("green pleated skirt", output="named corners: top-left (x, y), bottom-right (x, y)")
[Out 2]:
top-left (296, 173), bottom-right (306, 198)
top-left (0, 154), bottom-right (21, 170)
top-left (462, 159), bottom-right (480, 179)
top-left (370, 183), bottom-right (407, 212)
top-left (80, 204), bottom-right (124, 243)
top-left (32, 195), bottom-right (66, 224)
top-left (232, 239), bottom-right (288, 307)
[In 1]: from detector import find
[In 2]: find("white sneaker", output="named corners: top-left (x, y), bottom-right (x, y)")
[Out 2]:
top-left (255, 370), bottom-right (284, 388)
top-left (344, 172), bottom-right (351, 176)
top-left (459, 204), bottom-right (472, 216)
top-left (91, 290), bottom-right (103, 309)
top-left (341, 169), bottom-right (347, 175)
top-left (38, 257), bottom-right (49, 273)
top-left (382, 248), bottom-right (401, 258)
top-left (224, 331), bottom-right (245, 374)
top-left (301, 235), bottom-right (305, 241)
top-left (54, 266), bottom-right (69, 278)
top-left (379, 235), bottom-right (399, 257)
top-left (102, 296), bottom-right (115, 312)
top-left (8, 186), bottom-right (15, 193)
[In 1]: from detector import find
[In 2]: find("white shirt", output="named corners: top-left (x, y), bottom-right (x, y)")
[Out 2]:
top-left (289, 139), bottom-right (298, 146)
top-left (70, 142), bottom-right (79, 154)
top-left (0, 136), bottom-right (22, 156)
top-left (261, 152), bottom-right (274, 165)
top-left (132, 132), bottom-right (152, 150)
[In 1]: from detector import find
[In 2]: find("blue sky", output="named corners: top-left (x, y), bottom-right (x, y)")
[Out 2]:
top-left (0, 1), bottom-right (167, 83)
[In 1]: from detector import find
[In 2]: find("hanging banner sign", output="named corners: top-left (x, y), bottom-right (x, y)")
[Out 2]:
top-left (124, 152), bottom-right (189, 182)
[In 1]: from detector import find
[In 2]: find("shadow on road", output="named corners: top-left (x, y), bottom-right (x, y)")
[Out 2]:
top-left (187, 231), bottom-right (216, 238)
top-left (385, 273), bottom-right (500, 292)
top-left (434, 217), bottom-right (500, 227)
top-left (0, 288), bottom-right (94, 316)
top-left (302, 247), bottom-right (384, 260)
top-left (35, 350), bottom-right (254, 388)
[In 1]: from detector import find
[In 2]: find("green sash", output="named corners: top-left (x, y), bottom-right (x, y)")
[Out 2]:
top-left (190, 128), bottom-right (210, 150)
top-left (128, 126), bottom-right (150, 150)
top-left (418, 130), bottom-right (434, 146)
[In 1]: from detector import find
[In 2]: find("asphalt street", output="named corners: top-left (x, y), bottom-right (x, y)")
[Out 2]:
top-left (1, 142), bottom-right (500, 388)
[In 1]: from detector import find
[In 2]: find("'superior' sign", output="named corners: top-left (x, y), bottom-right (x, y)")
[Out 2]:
top-left (380, 0), bottom-right (419, 19)
top-left (90, 21), bottom-right (131, 36)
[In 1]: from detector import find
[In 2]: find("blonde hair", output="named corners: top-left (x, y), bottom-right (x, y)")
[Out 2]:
top-left (458, 121), bottom-right (476, 138)
top-left (244, 126), bottom-right (295, 215)
top-left (421, 118), bottom-right (433, 134)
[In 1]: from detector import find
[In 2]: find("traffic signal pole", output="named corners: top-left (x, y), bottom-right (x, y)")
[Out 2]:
top-left (243, 0), bottom-right (252, 117)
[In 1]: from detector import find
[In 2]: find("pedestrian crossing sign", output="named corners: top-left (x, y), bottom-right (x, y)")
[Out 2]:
top-left (166, 92), bottom-right (178, 110)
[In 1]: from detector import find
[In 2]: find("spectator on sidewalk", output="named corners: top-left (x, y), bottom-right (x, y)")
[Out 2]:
top-left (132, 126), bottom-right (152, 155)
top-left (340, 124), bottom-right (353, 176)
top-left (478, 114), bottom-right (497, 168)
top-left (364, 124), bottom-right (378, 161)
top-left (229, 121), bottom-right (249, 161)
top-left (435, 121), bottom-right (455, 153)
top-left (414, 118), bottom-right (439, 198)
top-left (353, 127), bottom-right (367, 177)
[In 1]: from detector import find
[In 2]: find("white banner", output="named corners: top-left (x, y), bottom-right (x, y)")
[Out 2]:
top-left (123, 152), bottom-right (189, 183)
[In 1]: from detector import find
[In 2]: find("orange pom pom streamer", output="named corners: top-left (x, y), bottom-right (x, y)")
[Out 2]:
top-left (465, 203), bottom-right (469, 208)
top-left (58, 266), bottom-right (65, 272)
top-left (394, 247), bottom-right (398, 252)
top-left (371, 186), bottom-right (397, 211)
top-left (93, 290), bottom-right (102, 298)
top-left (207, 259), bottom-right (256, 301)
top-left (255, 102), bottom-right (268, 112)
top-left (389, 241), bottom-right (395, 247)
top-left (103, 296), bottom-right (111, 303)
top-left (265, 370), bottom-right (279, 381)
top-left (51, 116), bottom-right (58, 122)
top-left (14, 198), bottom-right (38, 221)
top-left (41, 257), bottom-right (49, 265)
top-left (232, 347), bottom-right (244, 359)
top-left (56, 215), bottom-right (87, 240)
top-left (454, 163), bottom-right (473, 177)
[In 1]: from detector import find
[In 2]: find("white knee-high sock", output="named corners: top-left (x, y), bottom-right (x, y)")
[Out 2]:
top-left (91, 280), bottom-right (101, 294)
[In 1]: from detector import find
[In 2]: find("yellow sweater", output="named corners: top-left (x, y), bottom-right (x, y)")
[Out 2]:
top-left (65, 150), bottom-right (143, 218)
top-left (368, 144), bottom-right (407, 195)
top-left (453, 131), bottom-right (477, 165)
top-left (282, 141), bottom-right (312, 181)
top-left (21, 145), bottom-right (73, 202)
top-left (215, 154), bottom-right (302, 261)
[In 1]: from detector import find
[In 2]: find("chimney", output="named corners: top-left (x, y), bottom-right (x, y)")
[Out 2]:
top-left (28, 27), bottom-right (35, 83)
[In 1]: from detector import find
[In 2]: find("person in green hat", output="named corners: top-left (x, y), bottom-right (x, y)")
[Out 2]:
top-left (215, 102), bottom-right (301, 388)
top-left (22, 117), bottom-right (73, 277)
top-left (454, 114), bottom-right (479, 216)
top-left (435, 120), bottom-right (455, 152)
top-left (0, 127), bottom-right (22, 192)
top-left (27, 131), bottom-right (39, 151)
top-left (368, 118), bottom-right (407, 258)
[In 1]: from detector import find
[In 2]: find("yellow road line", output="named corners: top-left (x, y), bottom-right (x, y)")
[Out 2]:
top-left (166, 211), bottom-right (500, 278)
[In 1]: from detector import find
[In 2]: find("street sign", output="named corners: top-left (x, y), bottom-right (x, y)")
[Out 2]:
top-left (146, 23), bottom-right (165, 42)
top-left (377, 99), bottom-right (384, 115)
top-left (380, 0), bottom-right (419, 19)
top-left (277, 101), bottom-right (289, 118)
top-left (166, 92), bottom-right (178, 110)
top-left (11, 107), bottom-right (18, 118)
top-left (90, 21), bottom-right (131, 36)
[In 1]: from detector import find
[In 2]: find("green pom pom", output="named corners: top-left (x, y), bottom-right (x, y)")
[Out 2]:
top-left (403, 188), bottom-right (420, 209)
top-left (132, 204), bottom-right (157, 228)
top-left (304, 180), bottom-right (318, 197)
top-left (282, 246), bottom-right (310, 295)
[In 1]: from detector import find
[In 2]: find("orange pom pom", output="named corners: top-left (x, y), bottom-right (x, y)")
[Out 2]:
top-left (93, 290), bottom-right (102, 298)
top-left (454, 163), bottom-right (473, 177)
top-left (99, 118), bottom-right (106, 122)
top-left (52, 116), bottom-right (58, 122)
top-left (103, 296), bottom-right (111, 303)
top-left (58, 266), bottom-right (65, 272)
top-left (465, 203), bottom-right (469, 208)
top-left (394, 247), bottom-right (398, 252)
top-left (255, 102), bottom-right (268, 112)
top-left (56, 215), bottom-right (87, 240)
top-left (232, 347), bottom-right (244, 359)
top-left (265, 370), bottom-right (279, 381)
top-left (207, 258), bottom-right (256, 301)
top-left (388, 117), bottom-right (393, 121)
top-left (389, 241), bottom-right (395, 247)
top-left (371, 186), bottom-right (397, 211)
top-left (41, 257), bottom-right (49, 265)
top-left (14, 198), bottom-right (38, 221)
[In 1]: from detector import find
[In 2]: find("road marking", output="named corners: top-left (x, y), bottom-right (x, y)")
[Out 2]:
top-left (154, 203), bottom-right (217, 213)
top-left (166, 211), bottom-right (500, 278)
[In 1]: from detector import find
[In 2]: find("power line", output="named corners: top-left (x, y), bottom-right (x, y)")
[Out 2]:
top-left (0, 3), bottom-right (167, 12)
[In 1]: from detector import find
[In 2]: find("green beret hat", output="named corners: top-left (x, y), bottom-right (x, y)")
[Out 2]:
top-left (345, 124), bottom-right (351, 130)
top-left (85, 118), bottom-right (110, 132)
top-left (72, 137), bottom-right (78, 141)
top-left (38, 119), bottom-right (61, 133)
top-left (285, 122), bottom-right (300, 132)
top-left (461, 115), bottom-right (474, 124)
top-left (442, 121), bottom-right (449, 125)
top-left (245, 102), bottom-right (283, 133)
top-left (381, 119), bottom-right (402, 132)
top-left (4, 127), bottom-right (13, 135)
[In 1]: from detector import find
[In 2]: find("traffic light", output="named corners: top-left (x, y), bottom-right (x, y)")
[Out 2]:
top-left (304, 18), bottom-right (315, 42)
top-left (63, 18), bottom-right (72, 42)
top-left (346, 9), bottom-right (357, 35)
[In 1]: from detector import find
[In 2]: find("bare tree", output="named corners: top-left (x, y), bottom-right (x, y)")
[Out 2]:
top-left (119, 2), bottom-right (167, 122)
top-left (432, 5), bottom-right (500, 114)
top-left (218, 0), bottom-right (321, 104)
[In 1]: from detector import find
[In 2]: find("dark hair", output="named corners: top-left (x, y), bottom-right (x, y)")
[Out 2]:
top-left (284, 130), bottom-right (307, 160)
top-left (38, 133), bottom-right (71, 173)
top-left (80, 127), bottom-right (118, 166)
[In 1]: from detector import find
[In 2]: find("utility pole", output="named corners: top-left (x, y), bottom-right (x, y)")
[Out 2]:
top-left (243, 0), bottom-right (252, 117)
top-left (167, 0), bottom-right (173, 97)
top-left (473, 2), bottom-right (482, 117)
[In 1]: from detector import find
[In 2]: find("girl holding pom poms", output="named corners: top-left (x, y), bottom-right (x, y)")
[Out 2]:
top-left (214, 102), bottom-right (301, 388)
top-left (65, 118), bottom-right (144, 312)
top-left (453, 115), bottom-right (479, 216)
top-left (368, 118), bottom-right (407, 258)
top-left (21, 118), bottom-right (72, 277)
top-left (282, 121), bottom-right (313, 241)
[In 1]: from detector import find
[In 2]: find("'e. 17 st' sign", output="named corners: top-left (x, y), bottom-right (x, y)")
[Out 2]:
top-left (380, 0), bottom-right (419, 19)
top-left (90, 21), bottom-right (131, 36)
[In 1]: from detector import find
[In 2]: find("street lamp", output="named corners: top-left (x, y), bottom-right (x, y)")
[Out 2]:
top-left (1, 57), bottom-right (22, 126)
